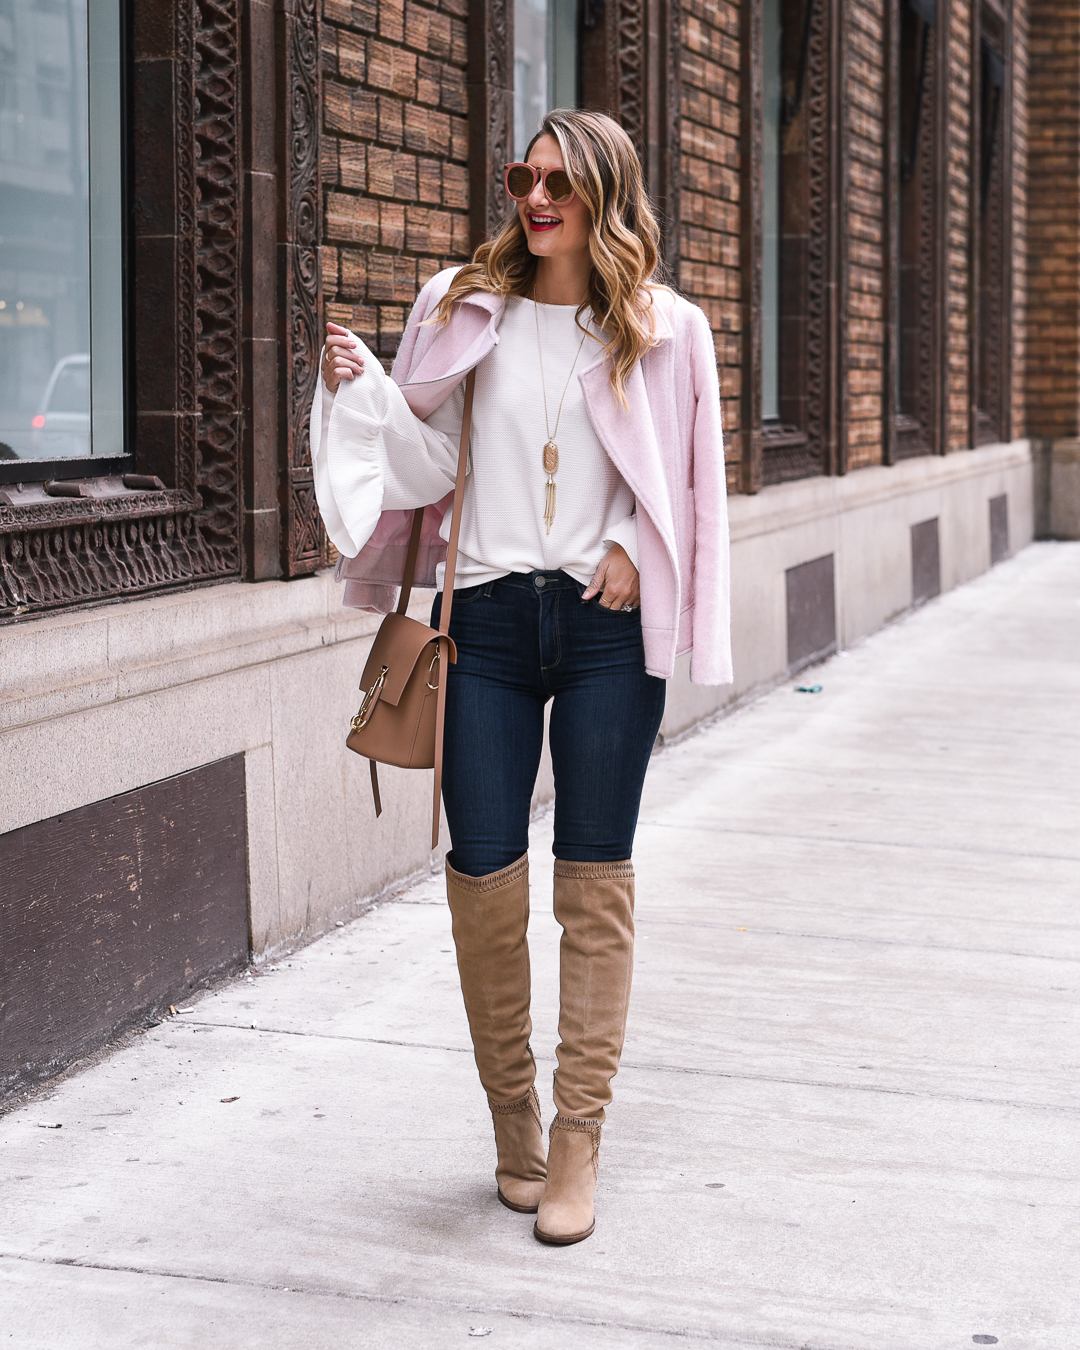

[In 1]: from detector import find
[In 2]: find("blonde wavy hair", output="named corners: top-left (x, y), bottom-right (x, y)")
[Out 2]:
top-left (427, 108), bottom-right (667, 404)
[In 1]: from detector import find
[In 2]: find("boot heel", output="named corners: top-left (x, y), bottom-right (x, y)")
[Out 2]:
top-left (500, 1193), bottom-right (543, 1214)
top-left (533, 1115), bottom-right (600, 1245)
top-left (491, 1087), bottom-right (546, 1213)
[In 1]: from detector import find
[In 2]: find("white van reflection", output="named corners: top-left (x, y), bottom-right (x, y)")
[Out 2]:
top-left (30, 353), bottom-right (91, 458)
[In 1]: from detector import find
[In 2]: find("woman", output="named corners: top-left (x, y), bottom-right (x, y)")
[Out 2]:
top-left (312, 109), bottom-right (730, 1246)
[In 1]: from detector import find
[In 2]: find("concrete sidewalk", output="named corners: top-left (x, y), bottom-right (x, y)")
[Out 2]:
top-left (2, 542), bottom-right (1078, 1350)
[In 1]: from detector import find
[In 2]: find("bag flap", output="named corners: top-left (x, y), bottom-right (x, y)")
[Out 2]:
top-left (359, 611), bottom-right (457, 706)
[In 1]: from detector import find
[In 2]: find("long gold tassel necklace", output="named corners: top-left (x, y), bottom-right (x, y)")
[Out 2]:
top-left (534, 296), bottom-right (589, 534)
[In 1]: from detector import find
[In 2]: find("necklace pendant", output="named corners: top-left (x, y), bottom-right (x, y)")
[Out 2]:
top-left (542, 440), bottom-right (559, 474)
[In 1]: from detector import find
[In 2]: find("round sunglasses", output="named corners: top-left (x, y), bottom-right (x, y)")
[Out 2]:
top-left (504, 162), bottom-right (576, 205)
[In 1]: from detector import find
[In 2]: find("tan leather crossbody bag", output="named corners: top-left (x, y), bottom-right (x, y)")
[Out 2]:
top-left (345, 369), bottom-right (475, 849)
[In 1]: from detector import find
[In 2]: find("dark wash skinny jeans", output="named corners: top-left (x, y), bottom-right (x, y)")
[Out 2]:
top-left (431, 569), bottom-right (666, 879)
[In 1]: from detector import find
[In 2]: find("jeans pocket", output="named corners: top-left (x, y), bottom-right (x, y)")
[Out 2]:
top-left (588, 596), bottom-right (639, 617)
top-left (451, 583), bottom-right (486, 606)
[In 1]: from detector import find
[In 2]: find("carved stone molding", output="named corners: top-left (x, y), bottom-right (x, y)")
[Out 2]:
top-left (748, 0), bottom-right (842, 489)
top-left (617, 0), bottom-right (645, 151)
top-left (0, 0), bottom-right (244, 621)
top-left (468, 0), bottom-right (514, 250)
top-left (889, 0), bottom-right (947, 461)
top-left (176, 0), bottom-right (200, 497)
top-left (195, 0), bottom-right (243, 561)
top-left (0, 495), bottom-right (219, 615)
top-left (279, 0), bottom-right (325, 576)
top-left (914, 32), bottom-right (939, 446)
top-left (662, 0), bottom-right (682, 281)
top-left (767, 0), bottom-right (833, 485)
top-left (580, 0), bottom-right (680, 276)
top-left (972, 1), bottom-right (1012, 447)
top-left (739, 0), bottom-right (764, 491)
top-left (802, 0), bottom-right (830, 473)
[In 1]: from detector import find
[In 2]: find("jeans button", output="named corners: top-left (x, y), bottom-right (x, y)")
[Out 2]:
top-left (534, 575), bottom-right (546, 588)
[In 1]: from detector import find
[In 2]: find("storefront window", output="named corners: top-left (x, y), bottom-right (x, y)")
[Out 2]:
top-left (0, 0), bottom-right (123, 467)
top-left (513, 0), bottom-right (577, 160)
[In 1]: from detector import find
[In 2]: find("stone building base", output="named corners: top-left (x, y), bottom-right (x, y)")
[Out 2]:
top-left (1033, 438), bottom-right (1080, 541)
top-left (0, 439), bottom-right (1033, 1094)
top-left (664, 438), bottom-right (1034, 735)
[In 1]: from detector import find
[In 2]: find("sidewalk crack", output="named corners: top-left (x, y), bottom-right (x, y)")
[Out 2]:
top-left (0, 1251), bottom-right (843, 1348)
top-left (180, 1020), bottom-right (1080, 1114)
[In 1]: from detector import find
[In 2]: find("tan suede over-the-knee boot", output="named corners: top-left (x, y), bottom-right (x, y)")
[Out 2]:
top-left (445, 854), bottom-right (547, 1213)
top-left (534, 859), bottom-right (635, 1245)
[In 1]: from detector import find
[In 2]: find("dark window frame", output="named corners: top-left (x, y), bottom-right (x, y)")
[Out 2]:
top-left (469, 0), bottom-right (515, 253)
top-left (0, 453), bottom-right (133, 488)
top-left (0, 0), bottom-right (135, 488)
top-left (970, 0), bottom-right (1012, 447)
top-left (740, 0), bottom-right (843, 493)
top-left (1, 0), bottom-right (247, 623)
top-left (884, 0), bottom-right (949, 463)
top-left (0, 0), bottom-right (329, 622)
top-left (576, 0), bottom-right (681, 278)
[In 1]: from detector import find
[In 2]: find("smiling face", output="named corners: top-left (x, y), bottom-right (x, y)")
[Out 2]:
top-left (516, 134), bottom-right (593, 262)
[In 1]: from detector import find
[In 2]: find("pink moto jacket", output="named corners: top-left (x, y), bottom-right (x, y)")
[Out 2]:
top-left (319, 266), bottom-right (731, 685)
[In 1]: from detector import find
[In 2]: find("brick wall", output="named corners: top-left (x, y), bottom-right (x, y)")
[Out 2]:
top-left (314, 0), bottom-right (1051, 485)
top-left (320, 0), bottom-right (472, 368)
top-left (1025, 0), bottom-right (1080, 438)
top-left (846, 0), bottom-right (886, 471)
top-left (679, 0), bottom-right (744, 491)
top-left (1010, 0), bottom-right (1030, 441)
top-left (946, 0), bottom-right (973, 452)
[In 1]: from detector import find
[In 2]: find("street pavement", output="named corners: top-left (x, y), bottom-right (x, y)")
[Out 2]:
top-left (2, 541), bottom-right (1078, 1349)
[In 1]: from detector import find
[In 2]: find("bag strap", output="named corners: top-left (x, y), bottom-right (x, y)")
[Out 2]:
top-left (395, 508), bottom-right (425, 615)
top-left (394, 368), bottom-right (475, 623)
top-left (430, 368), bottom-right (476, 849)
top-left (437, 369), bottom-right (476, 640)
top-left (368, 371), bottom-right (476, 849)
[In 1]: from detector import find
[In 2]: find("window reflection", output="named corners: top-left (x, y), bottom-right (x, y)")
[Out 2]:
top-left (513, 0), bottom-right (577, 161)
top-left (514, 0), bottom-right (547, 162)
top-left (0, 0), bottom-right (120, 465)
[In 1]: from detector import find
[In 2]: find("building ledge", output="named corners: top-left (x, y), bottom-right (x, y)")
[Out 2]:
top-left (729, 440), bottom-right (1032, 544)
top-left (0, 570), bottom-right (432, 736)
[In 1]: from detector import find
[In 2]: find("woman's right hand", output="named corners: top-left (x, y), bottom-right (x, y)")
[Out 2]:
top-left (322, 322), bottom-right (365, 394)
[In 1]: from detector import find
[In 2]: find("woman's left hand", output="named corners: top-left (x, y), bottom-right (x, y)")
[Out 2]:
top-left (582, 544), bottom-right (641, 610)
